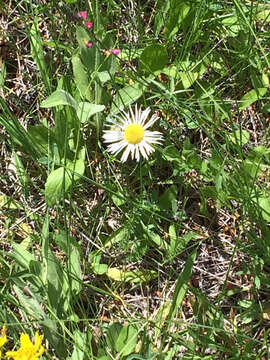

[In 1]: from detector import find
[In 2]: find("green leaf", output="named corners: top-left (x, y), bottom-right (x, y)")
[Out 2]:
top-left (115, 324), bottom-right (138, 356)
top-left (13, 285), bottom-right (45, 320)
top-left (0, 60), bottom-right (6, 87)
top-left (230, 129), bottom-right (250, 146)
top-left (111, 83), bottom-right (144, 113)
top-left (179, 61), bottom-right (207, 89)
top-left (107, 268), bottom-right (157, 283)
top-left (162, 145), bottom-right (181, 162)
top-left (255, 9), bottom-right (270, 21)
top-left (69, 330), bottom-right (87, 360)
top-left (239, 88), bottom-right (267, 110)
top-left (76, 25), bottom-right (91, 50)
top-left (41, 89), bottom-right (78, 109)
top-left (165, 1), bottom-right (191, 38)
top-left (30, 19), bottom-right (50, 89)
top-left (89, 251), bottom-right (108, 275)
top-left (142, 223), bottom-right (168, 251)
top-left (45, 159), bottom-right (84, 206)
top-left (72, 55), bottom-right (93, 102)
top-left (92, 263), bottom-right (108, 275)
top-left (104, 226), bottom-right (130, 248)
top-left (27, 124), bottom-right (54, 155)
top-left (258, 195), bottom-right (270, 221)
top-left (140, 44), bottom-right (168, 73)
top-left (0, 195), bottom-right (23, 210)
top-left (95, 71), bottom-right (111, 85)
top-left (76, 102), bottom-right (105, 123)
top-left (106, 323), bottom-right (122, 350)
top-left (159, 185), bottom-right (178, 210)
top-left (221, 15), bottom-right (242, 36)
top-left (45, 167), bottom-right (72, 206)
top-left (70, 244), bottom-right (82, 294)
top-left (11, 243), bottom-right (36, 269)
top-left (166, 250), bottom-right (197, 328)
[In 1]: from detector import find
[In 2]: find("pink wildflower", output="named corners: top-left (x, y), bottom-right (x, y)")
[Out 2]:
top-left (111, 49), bottom-right (121, 55)
top-left (85, 21), bottom-right (93, 29)
top-left (77, 11), bottom-right (87, 21)
top-left (86, 41), bottom-right (93, 48)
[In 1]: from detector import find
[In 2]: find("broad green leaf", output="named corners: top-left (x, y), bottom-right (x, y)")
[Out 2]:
top-left (239, 88), bottom-right (267, 110)
top-left (115, 324), bottom-right (138, 356)
top-left (0, 195), bottom-right (23, 210)
top-left (45, 167), bottom-right (72, 206)
top-left (230, 129), bottom-right (250, 146)
top-left (76, 25), bottom-right (91, 49)
top-left (14, 285), bottom-right (45, 320)
top-left (111, 83), bottom-right (144, 114)
top-left (159, 185), bottom-right (178, 210)
top-left (255, 9), bottom-right (270, 21)
top-left (30, 19), bottom-right (50, 89)
top-left (104, 226), bottom-right (130, 248)
top-left (11, 243), bottom-right (36, 269)
top-left (107, 268), bottom-right (157, 283)
top-left (258, 195), bottom-right (270, 221)
top-left (166, 250), bottom-right (197, 328)
top-left (162, 145), bottom-right (181, 162)
top-left (41, 89), bottom-right (78, 109)
top-left (89, 251), bottom-right (108, 275)
top-left (13, 152), bottom-right (30, 194)
top-left (45, 159), bottom-right (84, 206)
top-left (142, 224), bottom-right (168, 251)
top-left (27, 124), bottom-right (54, 155)
top-left (140, 44), bottom-right (168, 73)
top-left (179, 62), bottom-right (207, 89)
top-left (70, 244), bottom-right (82, 294)
top-left (42, 319), bottom-right (67, 358)
top-left (69, 330), bottom-right (87, 360)
top-left (165, 1), bottom-right (191, 38)
top-left (112, 193), bottom-right (126, 206)
top-left (154, 0), bottom-right (170, 36)
top-left (72, 55), bottom-right (93, 102)
top-left (106, 323), bottom-right (122, 350)
top-left (96, 71), bottom-right (111, 85)
top-left (76, 102), bottom-right (105, 123)
top-left (221, 15), bottom-right (241, 36)
top-left (46, 249), bottom-right (65, 310)
top-left (92, 263), bottom-right (108, 275)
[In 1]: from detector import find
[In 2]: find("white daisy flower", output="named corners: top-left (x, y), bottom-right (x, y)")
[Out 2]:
top-left (102, 105), bottom-right (163, 162)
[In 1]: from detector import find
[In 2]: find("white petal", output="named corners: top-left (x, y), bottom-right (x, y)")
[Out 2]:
top-left (140, 107), bottom-right (151, 126)
top-left (135, 145), bottom-right (140, 161)
top-left (140, 140), bottom-right (154, 155)
top-left (143, 114), bottom-right (159, 129)
top-left (103, 130), bottom-right (123, 143)
top-left (107, 140), bottom-right (127, 155)
top-left (121, 144), bottom-right (133, 162)
top-left (138, 142), bottom-right (148, 160)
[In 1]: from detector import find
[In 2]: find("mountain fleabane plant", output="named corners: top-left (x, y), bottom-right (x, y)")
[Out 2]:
top-left (103, 105), bottom-right (163, 162)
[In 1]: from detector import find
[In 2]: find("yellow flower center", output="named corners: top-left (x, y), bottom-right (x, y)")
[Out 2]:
top-left (124, 124), bottom-right (144, 144)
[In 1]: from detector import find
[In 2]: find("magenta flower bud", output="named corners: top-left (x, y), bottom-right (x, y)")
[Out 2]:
top-left (77, 11), bottom-right (87, 20)
top-left (85, 21), bottom-right (93, 29)
top-left (86, 41), bottom-right (93, 48)
top-left (111, 49), bottom-right (121, 55)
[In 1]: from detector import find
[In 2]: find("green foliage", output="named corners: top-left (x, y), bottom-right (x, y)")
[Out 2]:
top-left (1, 0), bottom-right (270, 359)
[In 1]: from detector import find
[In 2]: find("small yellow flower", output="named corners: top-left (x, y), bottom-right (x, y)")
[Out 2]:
top-left (5, 332), bottom-right (44, 360)
top-left (0, 325), bottom-right (7, 357)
